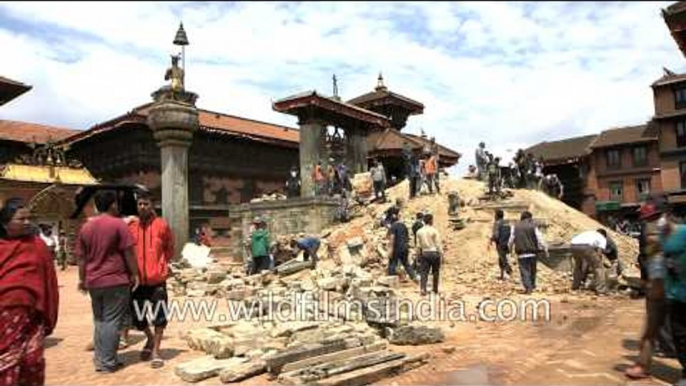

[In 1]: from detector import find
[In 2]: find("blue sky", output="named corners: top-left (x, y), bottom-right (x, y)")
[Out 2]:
top-left (0, 1), bottom-right (684, 174)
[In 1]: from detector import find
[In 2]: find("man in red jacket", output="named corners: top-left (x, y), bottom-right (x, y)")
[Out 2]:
top-left (126, 190), bottom-right (174, 368)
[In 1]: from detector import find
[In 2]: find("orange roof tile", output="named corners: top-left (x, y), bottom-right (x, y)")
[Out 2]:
top-left (0, 120), bottom-right (78, 144)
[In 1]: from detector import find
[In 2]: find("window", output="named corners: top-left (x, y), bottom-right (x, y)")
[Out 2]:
top-left (633, 146), bottom-right (648, 167)
top-left (636, 179), bottom-right (651, 201)
top-left (678, 120), bottom-right (686, 148)
top-left (676, 87), bottom-right (686, 109)
top-left (610, 181), bottom-right (623, 201)
top-left (681, 161), bottom-right (686, 189)
top-left (606, 149), bottom-right (621, 169)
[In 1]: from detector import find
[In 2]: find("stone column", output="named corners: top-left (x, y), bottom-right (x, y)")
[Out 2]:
top-left (147, 89), bottom-right (199, 259)
top-left (346, 127), bottom-right (368, 174)
top-left (298, 118), bottom-right (327, 197)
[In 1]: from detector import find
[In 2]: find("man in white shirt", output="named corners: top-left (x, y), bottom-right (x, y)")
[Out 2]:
top-left (570, 229), bottom-right (608, 295)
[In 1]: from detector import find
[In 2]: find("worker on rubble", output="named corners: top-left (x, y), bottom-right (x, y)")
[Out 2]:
top-left (487, 156), bottom-right (501, 196)
top-left (249, 217), bottom-right (271, 275)
top-left (416, 213), bottom-right (443, 295)
top-left (290, 236), bottom-right (321, 268)
top-left (370, 159), bottom-right (387, 203)
top-left (490, 209), bottom-right (513, 280)
top-left (387, 211), bottom-right (417, 282)
top-left (540, 174), bottom-right (564, 200)
top-left (508, 211), bottom-right (548, 294)
top-left (569, 229), bottom-right (609, 295)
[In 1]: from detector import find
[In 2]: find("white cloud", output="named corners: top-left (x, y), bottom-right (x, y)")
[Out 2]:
top-left (0, 1), bottom-right (684, 176)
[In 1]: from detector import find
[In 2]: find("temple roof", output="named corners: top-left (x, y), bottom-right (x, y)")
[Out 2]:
top-left (65, 103), bottom-right (300, 148)
top-left (347, 74), bottom-right (424, 114)
top-left (0, 76), bottom-right (31, 106)
top-left (366, 128), bottom-right (461, 165)
top-left (663, 1), bottom-right (686, 58)
top-left (0, 163), bottom-right (98, 185)
top-left (0, 120), bottom-right (78, 144)
top-left (651, 70), bottom-right (686, 87)
top-left (273, 90), bottom-right (391, 129)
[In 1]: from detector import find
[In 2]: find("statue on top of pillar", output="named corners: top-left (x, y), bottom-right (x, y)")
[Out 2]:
top-left (165, 54), bottom-right (185, 93)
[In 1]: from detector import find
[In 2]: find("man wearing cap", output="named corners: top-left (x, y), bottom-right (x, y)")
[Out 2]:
top-left (570, 229), bottom-right (609, 295)
top-left (626, 196), bottom-right (671, 379)
top-left (249, 217), bottom-right (271, 275)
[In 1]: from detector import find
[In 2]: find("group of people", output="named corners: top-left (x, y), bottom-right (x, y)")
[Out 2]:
top-left (472, 142), bottom-right (563, 200)
top-left (244, 216), bottom-right (322, 275)
top-left (403, 142), bottom-right (442, 200)
top-left (312, 159), bottom-right (352, 198)
top-left (0, 188), bottom-right (175, 384)
top-left (380, 199), bottom-right (443, 295)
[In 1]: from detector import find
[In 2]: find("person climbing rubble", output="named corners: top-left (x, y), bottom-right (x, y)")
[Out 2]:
top-left (540, 174), bottom-right (564, 200)
top-left (387, 211), bottom-right (417, 282)
top-left (490, 209), bottom-right (513, 281)
top-left (487, 156), bottom-right (501, 196)
top-left (508, 211), bottom-right (548, 294)
top-left (370, 159), bottom-right (387, 203)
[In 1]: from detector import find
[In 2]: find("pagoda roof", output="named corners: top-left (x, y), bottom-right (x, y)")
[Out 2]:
top-left (366, 128), bottom-right (460, 165)
top-left (663, 1), bottom-right (686, 58)
top-left (347, 75), bottom-right (424, 114)
top-left (0, 76), bottom-right (32, 106)
top-left (272, 90), bottom-right (391, 129)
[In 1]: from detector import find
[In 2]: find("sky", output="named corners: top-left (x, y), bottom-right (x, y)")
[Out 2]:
top-left (1, 1), bottom-right (685, 175)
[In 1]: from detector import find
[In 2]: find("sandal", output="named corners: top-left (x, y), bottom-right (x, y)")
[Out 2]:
top-left (118, 337), bottom-right (129, 350)
top-left (625, 364), bottom-right (651, 379)
top-left (140, 347), bottom-right (153, 361)
top-left (151, 357), bottom-right (164, 368)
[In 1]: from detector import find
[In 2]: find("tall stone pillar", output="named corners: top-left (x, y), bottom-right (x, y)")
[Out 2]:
top-left (147, 89), bottom-right (199, 259)
top-left (346, 127), bottom-right (368, 174)
top-left (298, 118), bottom-right (327, 197)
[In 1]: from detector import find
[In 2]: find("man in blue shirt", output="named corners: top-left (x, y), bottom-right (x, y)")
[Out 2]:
top-left (290, 237), bottom-right (321, 268)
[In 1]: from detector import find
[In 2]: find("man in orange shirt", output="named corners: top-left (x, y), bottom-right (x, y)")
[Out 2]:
top-left (424, 152), bottom-right (438, 195)
top-left (126, 190), bottom-right (174, 368)
top-left (313, 161), bottom-right (326, 196)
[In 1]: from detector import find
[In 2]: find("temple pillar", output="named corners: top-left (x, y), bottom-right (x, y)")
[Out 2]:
top-left (298, 118), bottom-right (327, 197)
top-left (346, 127), bottom-right (368, 174)
top-left (147, 88), bottom-right (199, 259)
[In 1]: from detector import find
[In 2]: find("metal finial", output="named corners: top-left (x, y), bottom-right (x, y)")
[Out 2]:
top-left (376, 72), bottom-right (387, 91)
top-left (333, 74), bottom-right (339, 98)
top-left (173, 22), bottom-right (189, 46)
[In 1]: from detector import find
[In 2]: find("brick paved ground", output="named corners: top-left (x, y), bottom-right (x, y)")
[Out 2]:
top-left (45, 268), bottom-right (684, 386)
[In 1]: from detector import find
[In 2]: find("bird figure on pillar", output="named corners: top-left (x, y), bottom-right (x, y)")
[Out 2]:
top-left (165, 54), bottom-right (185, 97)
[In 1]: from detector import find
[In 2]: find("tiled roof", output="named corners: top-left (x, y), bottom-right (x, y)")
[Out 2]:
top-left (366, 129), bottom-right (460, 163)
top-left (525, 134), bottom-right (597, 162)
top-left (0, 120), bottom-right (78, 144)
top-left (590, 124), bottom-right (657, 149)
top-left (66, 103), bottom-right (300, 146)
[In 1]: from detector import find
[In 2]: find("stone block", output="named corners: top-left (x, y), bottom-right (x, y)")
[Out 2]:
top-left (206, 269), bottom-right (228, 284)
top-left (219, 358), bottom-right (266, 383)
top-left (183, 328), bottom-right (234, 359)
top-left (175, 356), bottom-right (244, 383)
top-left (388, 325), bottom-right (445, 345)
top-left (376, 276), bottom-right (399, 288)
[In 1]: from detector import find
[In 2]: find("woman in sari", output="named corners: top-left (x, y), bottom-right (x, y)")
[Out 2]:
top-left (0, 198), bottom-right (59, 386)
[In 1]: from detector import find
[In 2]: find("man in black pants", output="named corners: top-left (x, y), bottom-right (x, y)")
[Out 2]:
top-left (387, 212), bottom-right (417, 282)
top-left (490, 209), bottom-right (513, 280)
top-left (416, 214), bottom-right (442, 295)
top-left (508, 211), bottom-right (548, 294)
